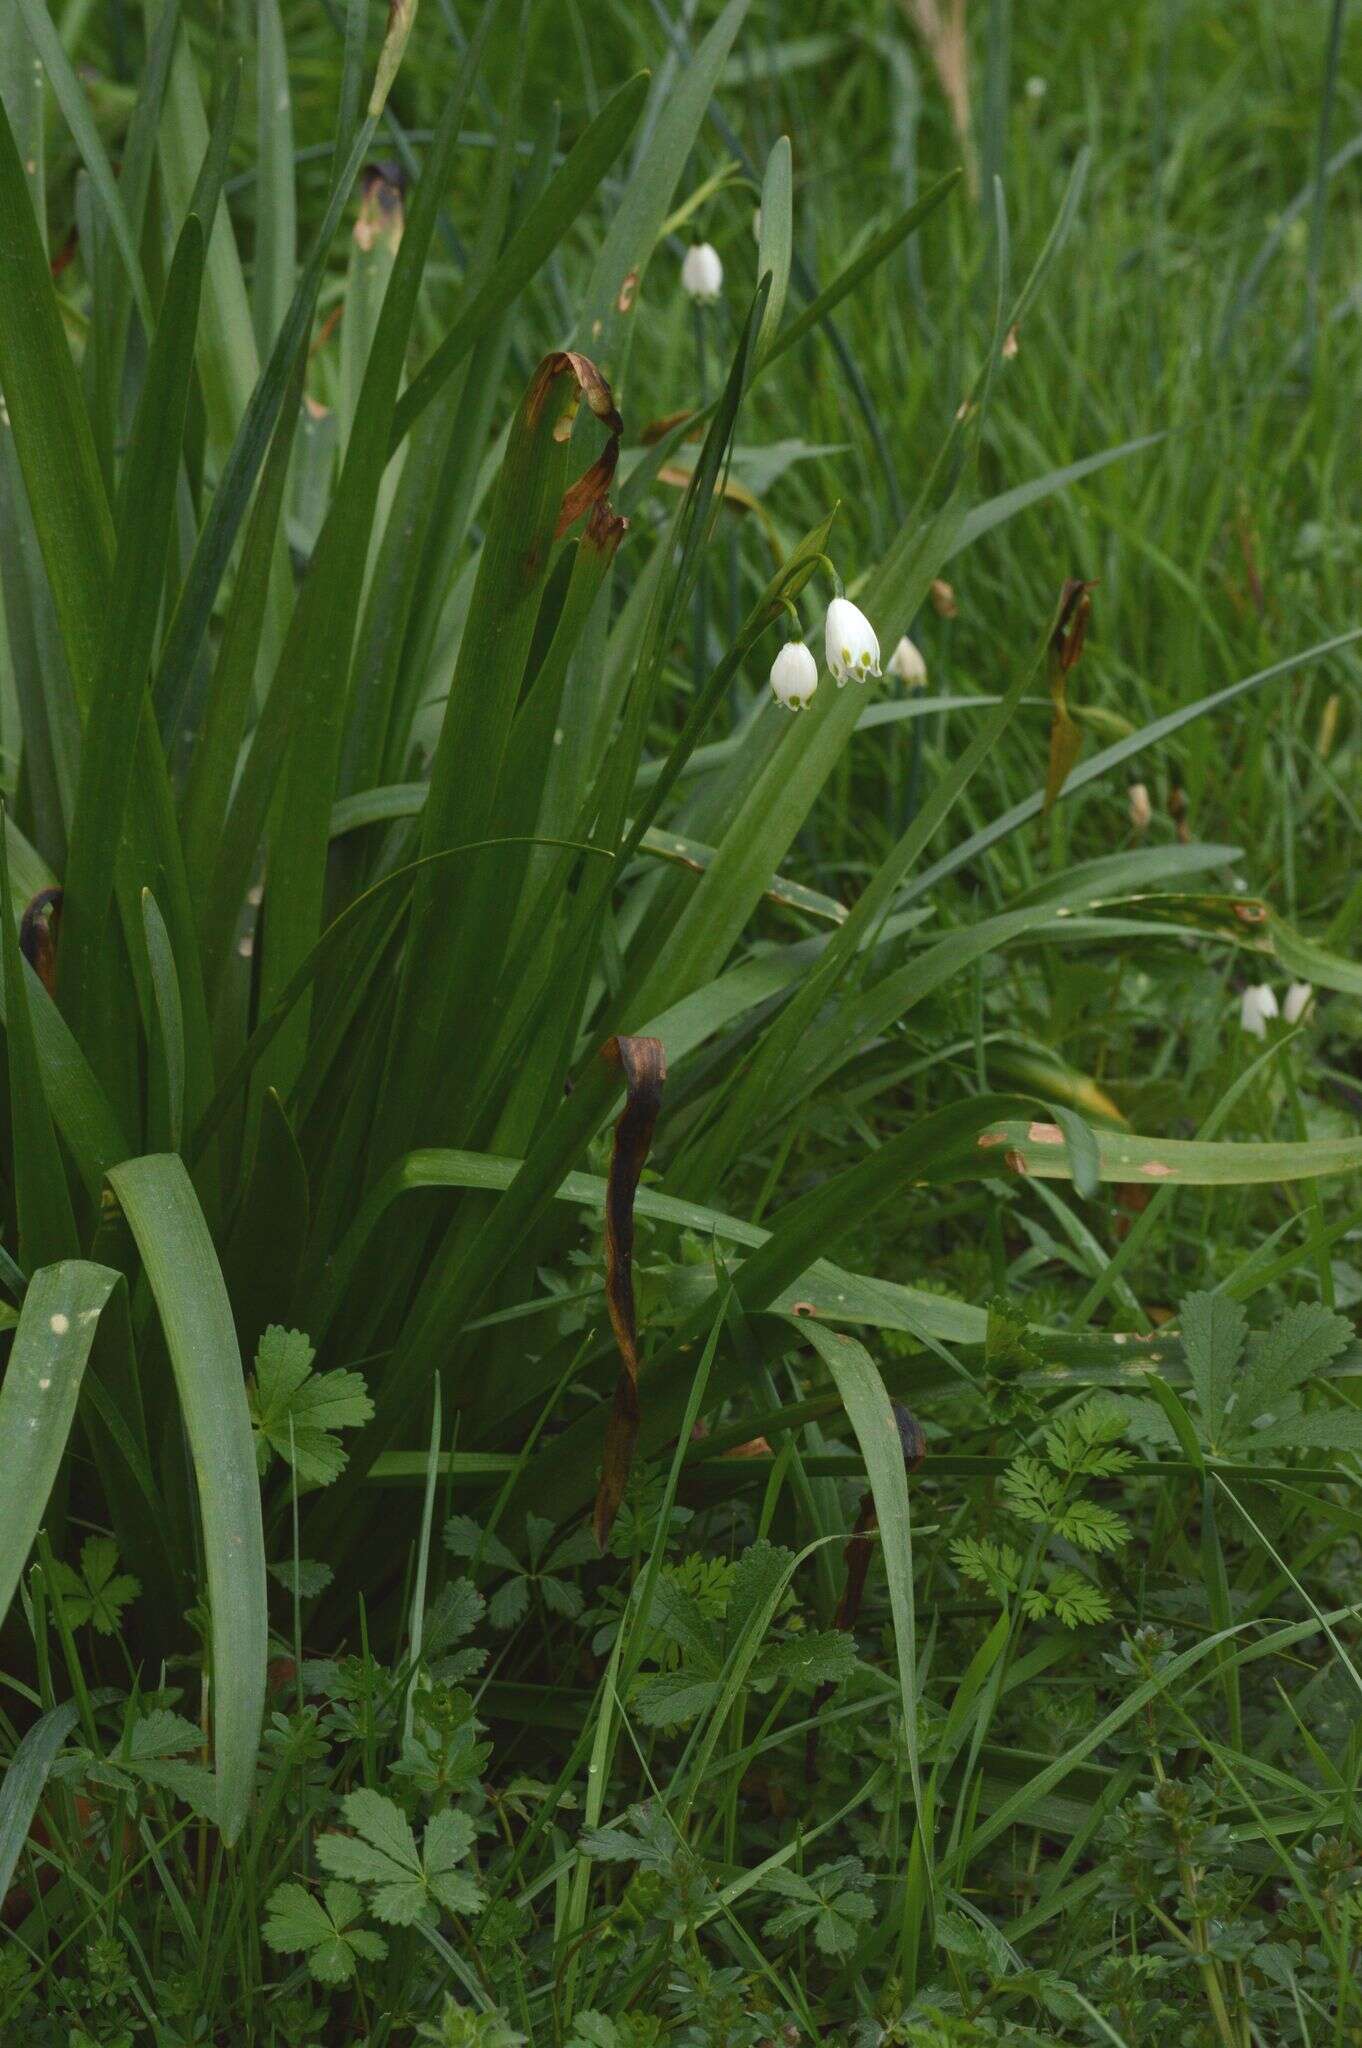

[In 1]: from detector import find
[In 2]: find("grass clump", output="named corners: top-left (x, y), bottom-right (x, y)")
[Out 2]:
top-left (1, 0), bottom-right (1361, 2040)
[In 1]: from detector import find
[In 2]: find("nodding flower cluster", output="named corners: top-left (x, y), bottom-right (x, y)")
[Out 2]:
top-left (769, 598), bottom-right (901, 712)
top-left (1240, 982), bottom-right (1314, 1037)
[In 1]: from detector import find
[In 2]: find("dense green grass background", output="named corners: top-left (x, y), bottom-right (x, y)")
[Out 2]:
top-left (2, 0), bottom-right (1362, 2041)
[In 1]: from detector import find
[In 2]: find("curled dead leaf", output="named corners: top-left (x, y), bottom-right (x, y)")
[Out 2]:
top-left (20, 886), bottom-right (62, 998)
top-left (592, 1034), bottom-right (667, 1549)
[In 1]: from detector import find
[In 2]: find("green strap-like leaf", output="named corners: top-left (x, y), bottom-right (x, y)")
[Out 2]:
top-left (0, 1701), bottom-right (82, 1905)
top-left (0, 1262), bottom-right (120, 1628)
top-left (964, 1123), bottom-right (1362, 1187)
top-left (108, 1155), bottom-right (266, 1845)
top-left (59, 217), bottom-right (204, 1046)
top-left (1, 814), bottom-right (78, 1267)
top-left (0, 93), bottom-right (115, 701)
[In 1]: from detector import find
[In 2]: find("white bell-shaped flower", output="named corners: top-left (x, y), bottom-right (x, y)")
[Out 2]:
top-left (824, 597), bottom-right (881, 686)
top-left (769, 642), bottom-right (819, 712)
top-left (1283, 981), bottom-right (1314, 1025)
top-left (1240, 984), bottom-right (1279, 1038)
top-left (888, 635), bottom-right (927, 687)
top-left (681, 242), bottom-right (723, 304)
top-left (1128, 782), bottom-right (1152, 831)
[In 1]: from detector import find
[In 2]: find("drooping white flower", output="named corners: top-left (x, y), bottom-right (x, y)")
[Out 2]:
top-left (769, 642), bottom-right (819, 712)
top-left (1283, 981), bottom-right (1314, 1025)
top-left (681, 242), bottom-right (723, 304)
top-left (888, 635), bottom-right (928, 687)
top-left (1240, 984), bottom-right (1279, 1038)
top-left (1128, 782), bottom-right (1152, 831)
top-left (824, 598), bottom-right (881, 686)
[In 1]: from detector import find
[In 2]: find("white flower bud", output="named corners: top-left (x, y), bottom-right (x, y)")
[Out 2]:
top-left (824, 597), bottom-right (881, 686)
top-left (681, 242), bottom-right (723, 304)
top-left (888, 635), bottom-right (927, 687)
top-left (1128, 782), bottom-right (1152, 831)
top-left (769, 642), bottom-right (819, 712)
top-left (1239, 984), bottom-right (1279, 1038)
top-left (1283, 981), bottom-right (1314, 1025)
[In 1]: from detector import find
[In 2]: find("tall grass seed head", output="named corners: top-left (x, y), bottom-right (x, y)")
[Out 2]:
top-left (1128, 781), bottom-right (1152, 831)
top-left (681, 242), bottom-right (723, 303)
top-left (770, 641), bottom-right (819, 711)
top-left (825, 598), bottom-right (881, 686)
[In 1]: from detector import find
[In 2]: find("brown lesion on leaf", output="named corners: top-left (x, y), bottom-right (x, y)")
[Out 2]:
top-left (977, 1130), bottom-right (1008, 1149)
top-left (592, 1033), bottom-right (668, 1549)
top-left (790, 1300), bottom-right (819, 1318)
top-left (1140, 1160), bottom-right (1174, 1178)
top-left (1028, 1121), bottom-right (1064, 1145)
top-left (616, 268), bottom-right (639, 315)
top-left (20, 887), bottom-right (62, 998)
top-left (1004, 1149), bottom-right (1029, 1176)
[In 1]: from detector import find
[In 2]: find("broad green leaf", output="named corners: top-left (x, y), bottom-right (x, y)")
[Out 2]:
top-left (141, 891), bottom-right (186, 1155)
top-left (1, 812), bottom-right (78, 1266)
top-left (796, 1318), bottom-right (926, 1823)
top-left (964, 1122), bottom-right (1362, 1188)
top-left (754, 136), bottom-right (792, 356)
top-left (0, 1262), bottom-right (120, 1627)
top-left (0, 1702), bottom-right (81, 1906)
top-left (108, 1155), bottom-right (266, 1844)
top-left (251, 0), bottom-right (295, 355)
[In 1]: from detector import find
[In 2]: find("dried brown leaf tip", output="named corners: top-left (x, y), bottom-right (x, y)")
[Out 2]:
top-left (1043, 578), bottom-right (1097, 815)
top-left (592, 1033), bottom-right (668, 1550)
top-left (354, 162), bottom-right (405, 254)
top-left (1050, 577), bottom-right (1096, 675)
top-left (20, 887), bottom-right (62, 998)
top-left (522, 352), bottom-right (625, 542)
top-left (583, 496), bottom-right (629, 560)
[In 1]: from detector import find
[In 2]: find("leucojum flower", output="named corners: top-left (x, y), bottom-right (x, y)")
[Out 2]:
top-left (1240, 984), bottom-right (1279, 1038)
top-left (825, 598), bottom-right (881, 685)
top-left (888, 635), bottom-right (927, 687)
top-left (1283, 981), bottom-right (1314, 1024)
top-left (681, 242), bottom-right (723, 304)
top-left (770, 642), bottom-right (819, 712)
